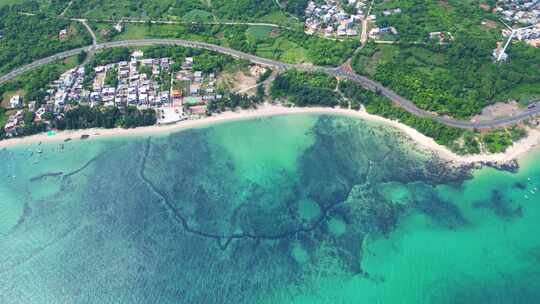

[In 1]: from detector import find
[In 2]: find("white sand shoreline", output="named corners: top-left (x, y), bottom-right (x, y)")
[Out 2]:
top-left (2, 104), bottom-right (539, 165)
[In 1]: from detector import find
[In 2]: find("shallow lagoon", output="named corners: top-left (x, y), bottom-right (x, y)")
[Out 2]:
top-left (1, 114), bottom-right (539, 303)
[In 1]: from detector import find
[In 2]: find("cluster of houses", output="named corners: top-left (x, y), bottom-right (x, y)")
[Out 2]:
top-left (501, 24), bottom-right (540, 47)
top-left (3, 95), bottom-right (46, 137)
top-left (3, 66), bottom-right (87, 137)
top-left (91, 52), bottom-right (172, 109)
top-left (495, 0), bottom-right (540, 25)
top-left (3, 110), bottom-right (25, 137)
top-left (50, 66), bottom-right (86, 111)
top-left (4, 96), bottom-right (24, 137)
top-left (169, 56), bottom-right (224, 118)
top-left (304, 0), bottom-right (366, 37)
top-left (495, 0), bottom-right (540, 47)
top-left (2, 50), bottom-right (235, 136)
top-left (368, 5), bottom-right (401, 40)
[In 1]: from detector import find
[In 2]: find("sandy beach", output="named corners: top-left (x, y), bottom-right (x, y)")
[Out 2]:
top-left (2, 104), bottom-right (539, 165)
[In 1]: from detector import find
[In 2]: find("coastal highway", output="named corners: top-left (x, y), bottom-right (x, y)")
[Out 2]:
top-left (1, 38), bottom-right (539, 130)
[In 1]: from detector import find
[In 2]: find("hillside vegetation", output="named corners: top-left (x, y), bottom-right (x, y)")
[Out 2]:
top-left (353, 39), bottom-right (540, 118)
top-left (11, 0), bottom-right (300, 26)
top-left (0, 7), bottom-right (92, 74)
top-left (361, 0), bottom-right (540, 118)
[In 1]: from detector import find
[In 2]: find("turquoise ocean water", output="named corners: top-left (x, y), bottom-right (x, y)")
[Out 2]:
top-left (0, 114), bottom-right (539, 303)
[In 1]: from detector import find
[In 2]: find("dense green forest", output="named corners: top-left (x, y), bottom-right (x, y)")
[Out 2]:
top-left (207, 90), bottom-right (265, 113)
top-left (9, 0), bottom-right (296, 25)
top-left (0, 0), bottom-right (68, 14)
top-left (353, 39), bottom-right (540, 118)
top-left (0, 107), bottom-right (7, 137)
top-left (1, 0), bottom-right (304, 30)
top-left (212, 0), bottom-right (278, 20)
top-left (0, 7), bottom-right (92, 74)
top-left (58, 105), bottom-right (156, 130)
top-left (271, 70), bottom-right (340, 107)
top-left (282, 0), bottom-right (309, 17)
top-left (67, 0), bottom-right (206, 19)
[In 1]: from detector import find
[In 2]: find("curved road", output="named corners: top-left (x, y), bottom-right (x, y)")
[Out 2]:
top-left (1, 38), bottom-right (539, 130)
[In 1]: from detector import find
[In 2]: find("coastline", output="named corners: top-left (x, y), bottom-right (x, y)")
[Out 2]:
top-left (2, 104), bottom-right (539, 165)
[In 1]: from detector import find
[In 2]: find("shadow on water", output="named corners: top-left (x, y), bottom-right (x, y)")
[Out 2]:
top-left (472, 189), bottom-right (523, 220)
top-left (409, 182), bottom-right (468, 229)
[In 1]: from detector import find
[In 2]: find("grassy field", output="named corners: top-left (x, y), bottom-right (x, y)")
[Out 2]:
top-left (112, 23), bottom-right (215, 43)
top-left (353, 44), bottom-right (398, 76)
top-left (256, 38), bottom-right (308, 64)
top-left (258, 11), bottom-right (303, 28)
top-left (113, 24), bottom-right (154, 41)
top-left (182, 9), bottom-right (213, 22)
top-left (246, 25), bottom-right (274, 40)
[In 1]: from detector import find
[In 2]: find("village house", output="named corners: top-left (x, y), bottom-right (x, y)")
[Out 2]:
top-left (9, 95), bottom-right (22, 109)
top-left (3, 110), bottom-right (24, 137)
top-left (304, 0), bottom-right (364, 38)
top-left (114, 23), bottom-right (123, 33)
top-left (369, 26), bottom-right (398, 39)
top-left (59, 29), bottom-right (68, 40)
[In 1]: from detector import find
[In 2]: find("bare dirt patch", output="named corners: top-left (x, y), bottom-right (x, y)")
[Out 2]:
top-left (471, 101), bottom-right (522, 122)
top-left (94, 73), bottom-right (106, 90)
top-left (479, 3), bottom-right (490, 11)
top-left (1, 90), bottom-right (25, 108)
top-left (270, 28), bottom-right (280, 38)
top-left (218, 70), bottom-right (258, 95)
top-left (438, 0), bottom-right (454, 11)
top-left (482, 20), bottom-right (498, 29)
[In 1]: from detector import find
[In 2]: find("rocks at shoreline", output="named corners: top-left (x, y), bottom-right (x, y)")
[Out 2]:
top-left (455, 159), bottom-right (520, 174)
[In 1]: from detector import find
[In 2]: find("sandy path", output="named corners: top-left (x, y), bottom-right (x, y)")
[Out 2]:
top-left (2, 105), bottom-right (539, 164)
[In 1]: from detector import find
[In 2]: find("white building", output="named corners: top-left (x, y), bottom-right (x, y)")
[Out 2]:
top-left (131, 50), bottom-right (144, 60)
top-left (9, 95), bottom-right (22, 109)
